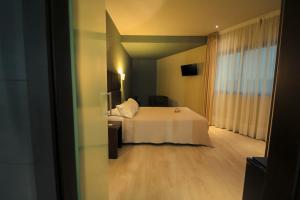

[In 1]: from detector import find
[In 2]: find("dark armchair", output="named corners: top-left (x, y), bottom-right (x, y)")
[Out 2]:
top-left (148, 95), bottom-right (169, 107)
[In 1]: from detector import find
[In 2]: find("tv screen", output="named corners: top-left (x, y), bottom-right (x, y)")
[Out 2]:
top-left (181, 64), bottom-right (198, 76)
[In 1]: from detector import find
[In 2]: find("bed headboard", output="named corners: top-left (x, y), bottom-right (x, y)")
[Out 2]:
top-left (107, 70), bottom-right (121, 108)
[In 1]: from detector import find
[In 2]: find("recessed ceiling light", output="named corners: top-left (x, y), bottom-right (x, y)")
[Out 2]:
top-left (215, 25), bottom-right (219, 29)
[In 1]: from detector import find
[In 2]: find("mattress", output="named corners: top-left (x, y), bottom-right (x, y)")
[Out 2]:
top-left (119, 107), bottom-right (212, 146)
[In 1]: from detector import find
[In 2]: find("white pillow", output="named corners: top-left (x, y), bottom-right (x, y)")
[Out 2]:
top-left (127, 98), bottom-right (139, 113)
top-left (116, 100), bottom-right (137, 118)
top-left (110, 108), bottom-right (122, 116)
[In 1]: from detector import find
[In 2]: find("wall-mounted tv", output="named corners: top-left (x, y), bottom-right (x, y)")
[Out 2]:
top-left (181, 64), bottom-right (198, 76)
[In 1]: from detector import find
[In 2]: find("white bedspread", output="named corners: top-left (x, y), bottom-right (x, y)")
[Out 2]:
top-left (121, 107), bottom-right (212, 146)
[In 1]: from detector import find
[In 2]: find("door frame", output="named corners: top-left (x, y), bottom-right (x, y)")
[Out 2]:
top-left (263, 0), bottom-right (300, 199)
top-left (46, 0), bottom-right (78, 199)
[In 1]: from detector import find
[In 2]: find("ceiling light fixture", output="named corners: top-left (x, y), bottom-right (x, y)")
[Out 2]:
top-left (215, 25), bottom-right (219, 29)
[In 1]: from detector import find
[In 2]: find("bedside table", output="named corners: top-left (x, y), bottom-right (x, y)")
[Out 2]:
top-left (108, 121), bottom-right (122, 159)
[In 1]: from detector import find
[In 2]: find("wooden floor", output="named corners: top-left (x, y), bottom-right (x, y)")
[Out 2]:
top-left (109, 126), bottom-right (265, 200)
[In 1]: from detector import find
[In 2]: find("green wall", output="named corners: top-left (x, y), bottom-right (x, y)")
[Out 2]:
top-left (106, 13), bottom-right (131, 101)
top-left (131, 59), bottom-right (157, 106)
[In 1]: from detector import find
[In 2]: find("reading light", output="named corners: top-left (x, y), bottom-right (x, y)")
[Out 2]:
top-left (117, 68), bottom-right (123, 74)
top-left (121, 73), bottom-right (125, 81)
top-left (117, 68), bottom-right (125, 81)
top-left (215, 25), bottom-right (219, 29)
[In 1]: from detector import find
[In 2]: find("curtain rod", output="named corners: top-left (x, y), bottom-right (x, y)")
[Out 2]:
top-left (219, 10), bottom-right (280, 35)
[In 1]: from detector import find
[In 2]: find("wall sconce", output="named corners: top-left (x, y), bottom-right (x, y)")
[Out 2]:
top-left (120, 73), bottom-right (125, 81)
top-left (117, 68), bottom-right (125, 81)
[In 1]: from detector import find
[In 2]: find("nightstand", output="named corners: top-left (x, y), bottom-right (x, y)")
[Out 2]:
top-left (108, 121), bottom-right (122, 159)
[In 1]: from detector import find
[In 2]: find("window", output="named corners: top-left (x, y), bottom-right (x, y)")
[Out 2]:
top-left (214, 45), bottom-right (277, 95)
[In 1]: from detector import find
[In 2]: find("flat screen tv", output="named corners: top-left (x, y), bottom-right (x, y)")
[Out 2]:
top-left (181, 64), bottom-right (198, 76)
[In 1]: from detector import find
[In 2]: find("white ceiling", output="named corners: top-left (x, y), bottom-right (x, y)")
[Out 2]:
top-left (106, 0), bottom-right (281, 36)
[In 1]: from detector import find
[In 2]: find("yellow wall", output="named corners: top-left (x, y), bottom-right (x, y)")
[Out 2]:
top-left (106, 13), bottom-right (131, 101)
top-left (157, 45), bottom-right (207, 115)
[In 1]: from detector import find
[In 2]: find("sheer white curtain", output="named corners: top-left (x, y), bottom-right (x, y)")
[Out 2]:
top-left (212, 14), bottom-right (280, 140)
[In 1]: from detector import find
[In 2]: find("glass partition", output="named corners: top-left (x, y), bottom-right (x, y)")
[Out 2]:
top-left (69, 0), bottom-right (108, 199)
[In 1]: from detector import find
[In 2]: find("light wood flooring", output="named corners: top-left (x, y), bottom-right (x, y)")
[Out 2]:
top-left (109, 126), bottom-right (265, 200)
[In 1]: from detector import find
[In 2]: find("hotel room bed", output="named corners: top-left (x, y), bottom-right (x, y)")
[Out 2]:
top-left (107, 70), bottom-right (212, 146)
top-left (109, 106), bottom-right (212, 146)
